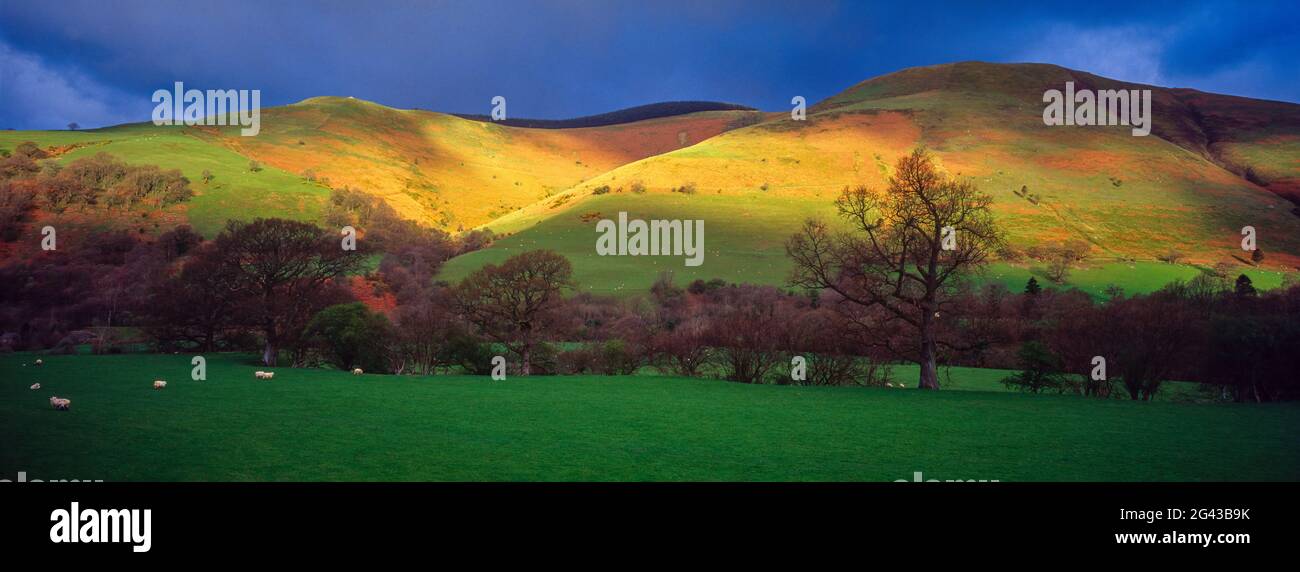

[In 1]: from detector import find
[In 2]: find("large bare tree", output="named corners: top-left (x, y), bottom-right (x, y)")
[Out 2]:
top-left (212, 218), bottom-right (364, 366)
top-left (786, 148), bottom-right (1002, 389)
top-left (455, 249), bottom-right (574, 375)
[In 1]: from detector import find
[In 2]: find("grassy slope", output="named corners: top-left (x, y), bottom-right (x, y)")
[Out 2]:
top-left (442, 192), bottom-right (1287, 296)
top-left (3, 353), bottom-right (1296, 481)
top-left (203, 97), bottom-right (757, 230)
top-left (450, 62), bottom-right (1300, 293)
top-left (0, 125), bottom-right (328, 237)
top-left (441, 191), bottom-right (830, 293)
top-left (1, 100), bottom-right (754, 238)
top-left (5, 63), bottom-right (1297, 293)
top-left (983, 261), bottom-right (1287, 297)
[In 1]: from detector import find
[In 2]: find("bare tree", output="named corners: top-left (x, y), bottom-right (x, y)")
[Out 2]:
top-left (786, 148), bottom-right (1002, 389)
top-left (1040, 240), bottom-right (1090, 283)
top-left (455, 250), bottom-right (574, 375)
top-left (212, 218), bottom-right (364, 366)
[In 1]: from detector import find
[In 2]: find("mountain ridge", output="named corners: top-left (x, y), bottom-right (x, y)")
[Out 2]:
top-left (3, 61), bottom-right (1298, 294)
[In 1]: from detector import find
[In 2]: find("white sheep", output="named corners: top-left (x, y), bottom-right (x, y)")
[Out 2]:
top-left (34, 358), bottom-right (44, 366)
top-left (254, 371), bottom-right (266, 379)
top-left (153, 380), bottom-right (167, 390)
top-left (30, 383), bottom-right (40, 390)
top-left (263, 371), bottom-right (274, 380)
top-left (886, 382), bottom-right (894, 388)
top-left (49, 396), bottom-right (71, 411)
top-left (352, 368), bottom-right (363, 375)
top-left (897, 383), bottom-right (906, 388)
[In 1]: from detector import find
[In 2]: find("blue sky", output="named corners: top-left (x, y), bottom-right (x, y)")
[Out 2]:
top-left (1, 0), bottom-right (1296, 129)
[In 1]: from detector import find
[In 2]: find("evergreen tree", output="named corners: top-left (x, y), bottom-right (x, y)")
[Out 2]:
top-left (1024, 276), bottom-right (1042, 296)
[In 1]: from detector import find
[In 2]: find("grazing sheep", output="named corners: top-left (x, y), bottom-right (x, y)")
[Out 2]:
top-left (264, 372), bottom-right (274, 380)
top-left (886, 383), bottom-right (894, 388)
top-left (49, 396), bottom-right (71, 411)
top-left (30, 383), bottom-right (40, 390)
top-left (153, 380), bottom-right (167, 390)
top-left (897, 383), bottom-right (906, 388)
top-left (34, 359), bottom-right (44, 366)
top-left (254, 371), bottom-right (266, 379)
top-left (352, 368), bottom-right (363, 375)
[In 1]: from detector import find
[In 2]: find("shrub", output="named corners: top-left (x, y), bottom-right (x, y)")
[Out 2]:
top-left (0, 180), bottom-right (38, 241)
top-left (996, 245), bottom-right (1024, 263)
top-left (13, 141), bottom-right (47, 159)
top-left (520, 342), bottom-right (560, 375)
top-left (557, 344), bottom-right (600, 375)
top-left (1001, 341), bottom-right (1069, 393)
top-left (304, 303), bottom-right (393, 372)
top-left (597, 339), bottom-right (643, 375)
top-left (556, 340), bottom-right (644, 375)
top-left (1157, 249), bottom-right (1185, 264)
top-left (439, 332), bottom-right (496, 375)
top-left (650, 326), bottom-right (712, 377)
top-left (686, 278), bottom-right (727, 294)
top-left (791, 353), bottom-right (868, 386)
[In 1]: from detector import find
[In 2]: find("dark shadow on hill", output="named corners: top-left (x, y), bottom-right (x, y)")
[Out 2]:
top-left (455, 101), bottom-right (757, 129)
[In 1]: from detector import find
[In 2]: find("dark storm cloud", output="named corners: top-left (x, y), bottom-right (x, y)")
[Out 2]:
top-left (1, 0), bottom-right (1296, 130)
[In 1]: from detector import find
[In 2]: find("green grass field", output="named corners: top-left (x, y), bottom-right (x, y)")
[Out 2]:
top-left (440, 191), bottom-right (1291, 297)
top-left (3, 352), bottom-right (1296, 481)
top-left (441, 192), bottom-right (831, 293)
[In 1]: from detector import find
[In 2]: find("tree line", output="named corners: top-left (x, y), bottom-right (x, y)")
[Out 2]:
top-left (1, 148), bottom-right (1296, 402)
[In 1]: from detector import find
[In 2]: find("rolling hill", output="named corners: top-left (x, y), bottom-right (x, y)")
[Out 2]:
top-left (444, 62), bottom-right (1300, 293)
top-left (0, 99), bottom-right (760, 238)
top-left (3, 62), bottom-right (1298, 295)
top-left (197, 97), bottom-right (761, 230)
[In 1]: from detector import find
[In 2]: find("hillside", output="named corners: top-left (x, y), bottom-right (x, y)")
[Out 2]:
top-left (0, 124), bottom-right (330, 240)
top-left (444, 62), bottom-right (1300, 292)
top-left (4, 62), bottom-right (1298, 295)
top-left (199, 97), bottom-right (759, 230)
top-left (0, 98), bottom-right (758, 239)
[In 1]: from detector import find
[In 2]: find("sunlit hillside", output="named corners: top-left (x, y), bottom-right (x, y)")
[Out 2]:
top-left (4, 62), bottom-right (1299, 294)
top-left (200, 97), bottom-right (760, 230)
top-left (499, 62), bottom-right (1300, 272)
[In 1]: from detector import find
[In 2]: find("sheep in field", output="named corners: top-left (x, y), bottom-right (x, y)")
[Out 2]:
top-left (352, 368), bottom-right (363, 375)
top-left (265, 372), bottom-right (274, 379)
top-left (34, 359), bottom-right (44, 366)
top-left (153, 380), bottom-right (167, 390)
top-left (49, 396), bottom-right (71, 411)
top-left (30, 383), bottom-right (40, 390)
top-left (885, 383), bottom-right (894, 388)
top-left (254, 371), bottom-right (267, 379)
